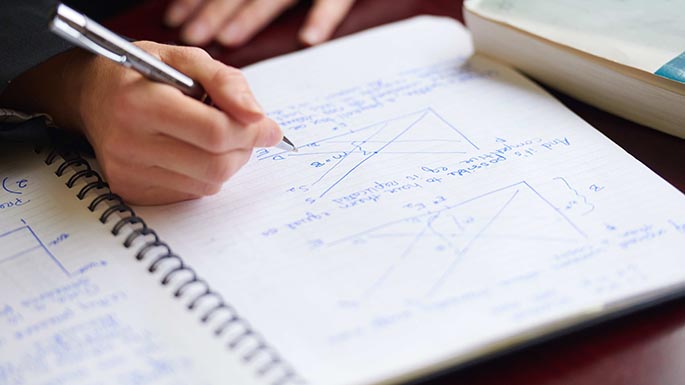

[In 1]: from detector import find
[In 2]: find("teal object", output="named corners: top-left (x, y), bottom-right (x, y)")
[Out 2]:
top-left (655, 52), bottom-right (685, 83)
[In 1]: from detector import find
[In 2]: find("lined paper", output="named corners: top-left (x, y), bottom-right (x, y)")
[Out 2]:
top-left (0, 148), bottom-right (262, 385)
top-left (136, 17), bottom-right (685, 385)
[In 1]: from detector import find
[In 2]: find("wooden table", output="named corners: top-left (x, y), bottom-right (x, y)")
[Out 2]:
top-left (107, 1), bottom-right (685, 384)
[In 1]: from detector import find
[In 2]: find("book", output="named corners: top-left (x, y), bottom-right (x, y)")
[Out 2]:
top-left (464, 0), bottom-right (685, 138)
top-left (2, 16), bottom-right (685, 385)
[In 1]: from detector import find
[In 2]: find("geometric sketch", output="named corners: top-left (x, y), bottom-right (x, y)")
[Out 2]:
top-left (259, 108), bottom-right (479, 198)
top-left (325, 181), bottom-right (587, 305)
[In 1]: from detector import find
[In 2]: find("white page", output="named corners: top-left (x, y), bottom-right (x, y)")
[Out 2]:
top-left (466, 0), bottom-right (685, 73)
top-left (137, 17), bottom-right (685, 385)
top-left (0, 147), bottom-right (268, 385)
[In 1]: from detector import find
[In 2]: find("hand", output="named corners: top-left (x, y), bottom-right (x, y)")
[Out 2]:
top-left (1, 42), bottom-right (282, 205)
top-left (164, 0), bottom-right (356, 47)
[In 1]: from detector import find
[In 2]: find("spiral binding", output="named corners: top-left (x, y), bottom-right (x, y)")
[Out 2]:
top-left (41, 147), bottom-right (302, 385)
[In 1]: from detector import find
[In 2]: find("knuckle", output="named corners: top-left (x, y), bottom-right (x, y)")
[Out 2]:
top-left (185, 46), bottom-right (211, 61)
top-left (211, 65), bottom-right (244, 86)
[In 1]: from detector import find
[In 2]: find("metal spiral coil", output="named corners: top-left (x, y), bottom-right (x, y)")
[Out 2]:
top-left (41, 147), bottom-right (301, 385)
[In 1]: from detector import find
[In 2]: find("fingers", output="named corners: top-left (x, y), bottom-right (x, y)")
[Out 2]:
top-left (105, 162), bottom-right (213, 206)
top-left (116, 185), bottom-right (199, 206)
top-left (99, 127), bottom-right (251, 205)
top-left (113, 133), bottom-right (253, 184)
top-left (98, 122), bottom-right (253, 204)
top-left (180, 0), bottom-right (244, 45)
top-left (299, 0), bottom-right (355, 46)
top-left (80, 42), bottom-right (284, 205)
top-left (216, 0), bottom-right (296, 47)
top-left (137, 83), bottom-right (278, 152)
top-left (158, 46), bottom-right (282, 148)
top-left (148, 137), bottom-right (253, 184)
top-left (160, 48), bottom-right (257, 119)
top-left (166, 0), bottom-right (355, 47)
top-left (164, 0), bottom-right (204, 28)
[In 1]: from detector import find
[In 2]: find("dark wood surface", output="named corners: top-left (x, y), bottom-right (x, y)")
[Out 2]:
top-left (106, 1), bottom-right (685, 384)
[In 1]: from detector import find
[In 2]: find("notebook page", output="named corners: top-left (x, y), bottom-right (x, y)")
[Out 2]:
top-left (136, 17), bottom-right (685, 385)
top-left (0, 147), bottom-right (265, 385)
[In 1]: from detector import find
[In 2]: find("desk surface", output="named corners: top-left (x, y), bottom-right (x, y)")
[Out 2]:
top-left (107, 1), bottom-right (685, 384)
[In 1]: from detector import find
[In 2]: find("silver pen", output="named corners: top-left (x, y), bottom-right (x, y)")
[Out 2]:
top-left (49, 3), bottom-right (296, 152)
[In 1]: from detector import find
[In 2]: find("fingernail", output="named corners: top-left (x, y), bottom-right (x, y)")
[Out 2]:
top-left (218, 24), bottom-right (242, 46)
top-left (165, 4), bottom-right (187, 27)
top-left (241, 92), bottom-right (263, 115)
top-left (300, 27), bottom-right (324, 46)
top-left (184, 23), bottom-right (210, 45)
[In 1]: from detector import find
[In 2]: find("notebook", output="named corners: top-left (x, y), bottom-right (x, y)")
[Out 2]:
top-left (2, 16), bottom-right (685, 385)
top-left (0, 147), bottom-right (279, 384)
top-left (464, 0), bottom-right (685, 138)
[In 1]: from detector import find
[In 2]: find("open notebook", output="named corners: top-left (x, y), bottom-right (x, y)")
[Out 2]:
top-left (2, 16), bottom-right (685, 385)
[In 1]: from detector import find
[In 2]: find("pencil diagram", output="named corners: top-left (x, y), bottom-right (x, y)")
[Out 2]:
top-left (0, 221), bottom-right (70, 277)
top-left (259, 108), bottom-right (479, 199)
top-left (324, 181), bottom-right (586, 305)
top-left (255, 107), bottom-right (590, 308)
top-left (0, 220), bottom-right (104, 281)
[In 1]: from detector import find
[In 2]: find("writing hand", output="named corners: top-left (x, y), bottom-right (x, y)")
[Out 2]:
top-left (164, 0), bottom-right (356, 47)
top-left (1, 42), bottom-right (281, 205)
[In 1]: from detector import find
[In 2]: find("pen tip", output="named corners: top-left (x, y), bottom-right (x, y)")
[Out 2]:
top-left (282, 135), bottom-right (297, 152)
top-left (274, 136), bottom-right (298, 152)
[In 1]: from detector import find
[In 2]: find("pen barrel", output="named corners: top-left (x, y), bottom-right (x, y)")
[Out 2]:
top-left (51, 3), bottom-right (203, 100)
top-left (186, 82), bottom-right (208, 101)
top-left (201, 94), bottom-right (214, 106)
top-left (170, 76), bottom-right (205, 100)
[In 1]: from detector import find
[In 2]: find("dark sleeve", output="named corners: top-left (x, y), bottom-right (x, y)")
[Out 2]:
top-left (0, 0), bottom-right (73, 95)
top-left (0, 0), bottom-right (140, 137)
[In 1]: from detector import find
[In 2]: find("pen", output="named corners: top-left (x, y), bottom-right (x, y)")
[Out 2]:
top-left (49, 3), bottom-right (297, 152)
